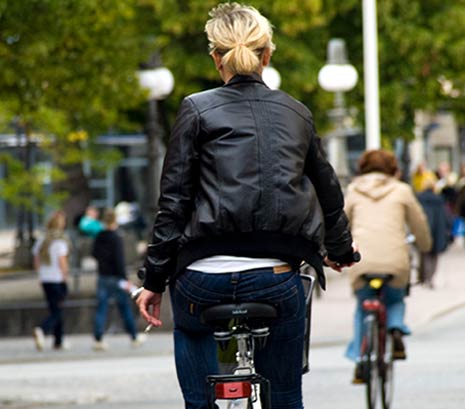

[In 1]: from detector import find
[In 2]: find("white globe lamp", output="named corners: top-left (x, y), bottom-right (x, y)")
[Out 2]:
top-left (318, 39), bottom-right (358, 93)
top-left (262, 66), bottom-right (281, 90)
top-left (137, 67), bottom-right (175, 100)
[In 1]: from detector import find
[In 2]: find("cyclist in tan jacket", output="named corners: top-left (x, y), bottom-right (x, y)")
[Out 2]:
top-left (344, 150), bottom-right (432, 381)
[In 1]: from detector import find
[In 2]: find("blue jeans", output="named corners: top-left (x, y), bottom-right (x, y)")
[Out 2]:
top-left (40, 282), bottom-right (68, 347)
top-left (94, 276), bottom-right (137, 341)
top-left (169, 268), bottom-right (306, 409)
top-left (346, 284), bottom-right (411, 361)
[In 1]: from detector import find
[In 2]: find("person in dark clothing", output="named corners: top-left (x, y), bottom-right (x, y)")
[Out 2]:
top-left (92, 209), bottom-right (144, 350)
top-left (417, 178), bottom-right (450, 288)
top-left (136, 3), bottom-right (356, 408)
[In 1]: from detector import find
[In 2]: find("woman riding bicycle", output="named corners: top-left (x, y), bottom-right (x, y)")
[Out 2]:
top-left (136, 3), bottom-right (355, 408)
top-left (344, 150), bottom-right (432, 382)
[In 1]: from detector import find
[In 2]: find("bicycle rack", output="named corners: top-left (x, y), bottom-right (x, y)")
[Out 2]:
top-left (207, 373), bottom-right (271, 409)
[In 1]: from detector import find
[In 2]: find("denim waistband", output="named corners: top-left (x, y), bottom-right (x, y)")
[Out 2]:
top-left (187, 264), bottom-right (293, 275)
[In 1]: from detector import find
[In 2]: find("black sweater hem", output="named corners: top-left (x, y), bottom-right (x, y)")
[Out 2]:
top-left (143, 232), bottom-right (325, 292)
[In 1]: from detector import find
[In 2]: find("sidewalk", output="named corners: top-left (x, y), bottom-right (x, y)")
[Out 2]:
top-left (311, 241), bottom-right (465, 346)
top-left (0, 236), bottom-right (464, 361)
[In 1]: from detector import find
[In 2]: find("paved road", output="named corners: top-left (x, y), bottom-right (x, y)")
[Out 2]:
top-left (3, 306), bottom-right (465, 408)
top-left (303, 306), bottom-right (465, 409)
top-left (2, 240), bottom-right (465, 408)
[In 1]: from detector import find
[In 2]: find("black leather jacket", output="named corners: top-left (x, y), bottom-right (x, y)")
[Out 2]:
top-left (143, 74), bottom-right (352, 292)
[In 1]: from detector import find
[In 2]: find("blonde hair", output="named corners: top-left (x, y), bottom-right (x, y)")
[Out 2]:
top-left (45, 210), bottom-right (66, 231)
top-left (205, 2), bottom-right (275, 75)
top-left (39, 211), bottom-right (67, 264)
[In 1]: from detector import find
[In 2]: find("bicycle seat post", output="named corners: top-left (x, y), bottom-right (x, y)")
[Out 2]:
top-left (200, 302), bottom-right (277, 409)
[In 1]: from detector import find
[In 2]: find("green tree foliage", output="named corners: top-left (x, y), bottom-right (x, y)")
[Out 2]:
top-left (0, 0), bottom-right (149, 215)
top-left (139, 0), bottom-right (465, 140)
top-left (137, 0), bottom-right (329, 123)
top-left (0, 153), bottom-right (67, 212)
top-left (322, 0), bottom-right (465, 138)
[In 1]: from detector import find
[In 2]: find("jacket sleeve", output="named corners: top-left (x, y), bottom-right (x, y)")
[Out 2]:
top-left (304, 120), bottom-right (353, 259)
top-left (143, 97), bottom-right (200, 293)
top-left (405, 186), bottom-right (432, 252)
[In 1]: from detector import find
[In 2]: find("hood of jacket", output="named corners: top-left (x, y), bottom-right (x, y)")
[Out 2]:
top-left (350, 172), bottom-right (397, 201)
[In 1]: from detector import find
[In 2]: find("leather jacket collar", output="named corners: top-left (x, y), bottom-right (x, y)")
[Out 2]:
top-left (224, 72), bottom-right (266, 87)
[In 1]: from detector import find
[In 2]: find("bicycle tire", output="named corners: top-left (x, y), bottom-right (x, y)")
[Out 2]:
top-left (381, 334), bottom-right (394, 409)
top-left (363, 315), bottom-right (379, 409)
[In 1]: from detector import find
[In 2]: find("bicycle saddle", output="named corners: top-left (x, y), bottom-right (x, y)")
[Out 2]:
top-left (200, 302), bottom-right (278, 326)
top-left (362, 273), bottom-right (394, 282)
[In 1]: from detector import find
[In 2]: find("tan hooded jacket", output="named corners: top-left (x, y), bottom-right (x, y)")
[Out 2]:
top-left (345, 172), bottom-right (432, 290)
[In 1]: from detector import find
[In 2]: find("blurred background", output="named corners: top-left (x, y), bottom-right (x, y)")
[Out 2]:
top-left (1, 1), bottom-right (465, 408)
top-left (1, 0), bottom-right (465, 251)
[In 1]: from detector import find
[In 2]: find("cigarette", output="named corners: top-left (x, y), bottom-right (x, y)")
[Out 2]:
top-left (131, 287), bottom-right (144, 300)
top-left (144, 324), bottom-right (153, 333)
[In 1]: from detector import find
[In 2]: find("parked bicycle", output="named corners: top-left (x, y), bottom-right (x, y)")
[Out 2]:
top-left (357, 273), bottom-right (397, 409)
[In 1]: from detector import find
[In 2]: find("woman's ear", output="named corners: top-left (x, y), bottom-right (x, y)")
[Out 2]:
top-left (262, 48), bottom-right (271, 67)
top-left (211, 52), bottom-right (223, 70)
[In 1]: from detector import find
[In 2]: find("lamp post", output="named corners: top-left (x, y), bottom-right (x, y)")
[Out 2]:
top-left (137, 65), bottom-right (174, 217)
top-left (262, 65), bottom-right (281, 90)
top-left (318, 39), bottom-right (358, 185)
top-left (363, 0), bottom-right (381, 150)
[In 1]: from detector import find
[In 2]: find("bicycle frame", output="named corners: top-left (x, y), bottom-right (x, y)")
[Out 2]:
top-left (362, 297), bottom-right (388, 366)
top-left (359, 275), bottom-right (395, 409)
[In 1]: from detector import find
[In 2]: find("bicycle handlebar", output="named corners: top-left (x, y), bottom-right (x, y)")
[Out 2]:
top-left (331, 250), bottom-right (361, 265)
top-left (137, 266), bottom-right (146, 281)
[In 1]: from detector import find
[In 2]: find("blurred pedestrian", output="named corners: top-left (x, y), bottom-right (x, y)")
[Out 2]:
top-left (115, 201), bottom-right (147, 241)
top-left (91, 209), bottom-right (144, 351)
top-left (435, 161), bottom-right (458, 215)
top-left (417, 178), bottom-right (450, 288)
top-left (456, 163), bottom-right (465, 190)
top-left (411, 162), bottom-right (437, 193)
top-left (344, 150), bottom-right (432, 382)
top-left (454, 182), bottom-right (465, 243)
top-left (79, 205), bottom-right (104, 238)
top-left (32, 210), bottom-right (70, 351)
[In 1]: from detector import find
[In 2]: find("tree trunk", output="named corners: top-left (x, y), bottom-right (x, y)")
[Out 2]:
top-left (56, 164), bottom-right (92, 228)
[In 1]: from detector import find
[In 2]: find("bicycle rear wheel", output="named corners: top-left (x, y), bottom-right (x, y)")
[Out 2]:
top-left (363, 315), bottom-right (379, 409)
top-left (381, 334), bottom-right (394, 409)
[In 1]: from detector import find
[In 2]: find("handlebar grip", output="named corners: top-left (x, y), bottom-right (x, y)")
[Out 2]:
top-left (137, 266), bottom-right (146, 281)
top-left (332, 251), bottom-right (361, 264)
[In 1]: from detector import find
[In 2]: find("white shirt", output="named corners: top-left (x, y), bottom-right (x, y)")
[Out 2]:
top-left (187, 255), bottom-right (285, 274)
top-left (32, 238), bottom-right (69, 283)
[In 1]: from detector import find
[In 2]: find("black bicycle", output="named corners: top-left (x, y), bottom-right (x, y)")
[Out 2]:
top-left (358, 274), bottom-right (395, 409)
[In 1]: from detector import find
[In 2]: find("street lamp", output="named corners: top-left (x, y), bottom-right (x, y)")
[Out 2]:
top-left (262, 65), bottom-right (281, 90)
top-left (138, 67), bottom-right (175, 100)
top-left (363, 0), bottom-right (381, 150)
top-left (137, 65), bottom-right (174, 217)
top-left (318, 39), bottom-right (358, 184)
